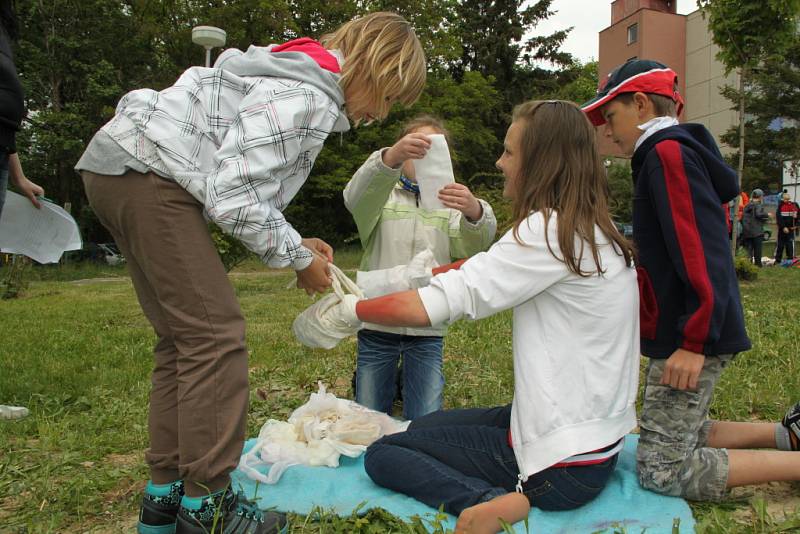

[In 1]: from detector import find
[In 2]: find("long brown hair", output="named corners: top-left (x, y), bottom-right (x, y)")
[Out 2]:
top-left (510, 100), bottom-right (633, 276)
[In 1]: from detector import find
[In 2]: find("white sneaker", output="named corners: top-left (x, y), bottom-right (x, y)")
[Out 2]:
top-left (0, 405), bottom-right (30, 420)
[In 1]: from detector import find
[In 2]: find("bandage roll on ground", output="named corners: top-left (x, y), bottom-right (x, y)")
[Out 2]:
top-left (292, 264), bottom-right (364, 349)
top-left (355, 248), bottom-right (438, 298)
top-left (413, 134), bottom-right (455, 210)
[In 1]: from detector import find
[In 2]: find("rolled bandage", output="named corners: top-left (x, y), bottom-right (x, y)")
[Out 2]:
top-left (293, 265), bottom-right (364, 350)
top-left (356, 248), bottom-right (437, 298)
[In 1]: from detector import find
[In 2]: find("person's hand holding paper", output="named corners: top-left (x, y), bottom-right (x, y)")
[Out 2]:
top-left (412, 133), bottom-right (455, 210)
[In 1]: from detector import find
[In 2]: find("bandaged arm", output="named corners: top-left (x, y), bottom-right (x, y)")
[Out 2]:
top-left (354, 258), bottom-right (466, 326)
top-left (356, 213), bottom-right (568, 328)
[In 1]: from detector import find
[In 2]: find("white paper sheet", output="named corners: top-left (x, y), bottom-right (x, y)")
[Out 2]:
top-left (0, 191), bottom-right (82, 263)
top-left (413, 134), bottom-right (455, 210)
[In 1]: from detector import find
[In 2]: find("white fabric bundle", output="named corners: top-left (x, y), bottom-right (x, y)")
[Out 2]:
top-left (292, 264), bottom-right (363, 349)
top-left (356, 248), bottom-right (438, 298)
top-left (413, 134), bottom-right (455, 210)
top-left (238, 382), bottom-right (409, 484)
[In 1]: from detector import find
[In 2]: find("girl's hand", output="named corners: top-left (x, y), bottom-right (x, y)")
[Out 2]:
top-left (8, 153), bottom-right (44, 208)
top-left (296, 254), bottom-right (332, 295)
top-left (439, 183), bottom-right (482, 221)
top-left (382, 133), bottom-right (432, 169)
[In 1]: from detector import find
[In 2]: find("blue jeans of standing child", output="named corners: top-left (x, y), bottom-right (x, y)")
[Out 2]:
top-left (364, 406), bottom-right (619, 516)
top-left (356, 329), bottom-right (444, 420)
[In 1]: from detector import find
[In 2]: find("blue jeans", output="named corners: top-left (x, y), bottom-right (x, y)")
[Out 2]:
top-left (364, 406), bottom-right (619, 516)
top-left (356, 329), bottom-right (444, 420)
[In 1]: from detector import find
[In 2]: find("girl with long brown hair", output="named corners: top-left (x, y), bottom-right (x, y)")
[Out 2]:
top-left (332, 100), bottom-right (640, 533)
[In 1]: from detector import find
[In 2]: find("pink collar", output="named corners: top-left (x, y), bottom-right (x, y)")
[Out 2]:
top-left (271, 37), bottom-right (340, 73)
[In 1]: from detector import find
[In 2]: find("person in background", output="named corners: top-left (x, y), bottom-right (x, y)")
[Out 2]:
top-left (741, 188), bottom-right (769, 267)
top-left (0, 0), bottom-right (45, 422)
top-left (775, 191), bottom-right (798, 263)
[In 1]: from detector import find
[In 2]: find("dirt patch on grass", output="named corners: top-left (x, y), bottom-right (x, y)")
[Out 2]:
top-left (0, 496), bottom-right (22, 522)
top-left (69, 277), bottom-right (128, 285)
top-left (104, 451), bottom-right (141, 469)
top-left (69, 511), bottom-right (139, 533)
top-left (731, 482), bottom-right (800, 524)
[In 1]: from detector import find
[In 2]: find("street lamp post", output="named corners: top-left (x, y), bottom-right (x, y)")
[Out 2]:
top-left (191, 26), bottom-right (227, 67)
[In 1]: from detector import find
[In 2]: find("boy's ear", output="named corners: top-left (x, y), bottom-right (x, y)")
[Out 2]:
top-left (632, 92), bottom-right (651, 116)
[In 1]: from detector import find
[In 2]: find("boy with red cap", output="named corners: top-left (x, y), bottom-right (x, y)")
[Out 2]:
top-left (582, 59), bottom-right (800, 502)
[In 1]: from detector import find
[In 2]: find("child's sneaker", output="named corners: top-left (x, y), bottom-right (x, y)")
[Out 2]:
top-left (175, 488), bottom-right (287, 534)
top-left (781, 402), bottom-right (800, 450)
top-left (138, 480), bottom-right (184, 534)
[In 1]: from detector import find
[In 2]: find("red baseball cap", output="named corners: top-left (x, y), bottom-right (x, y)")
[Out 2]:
top-left (581, 59), bottom-right (684, 126)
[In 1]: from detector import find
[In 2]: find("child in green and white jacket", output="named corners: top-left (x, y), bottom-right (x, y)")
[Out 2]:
top-left (343, 115), bottom-right (497, 419)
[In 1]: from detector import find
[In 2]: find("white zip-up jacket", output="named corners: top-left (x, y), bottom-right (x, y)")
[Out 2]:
top-left (85, 44), bottom-right (349, 270)
top-left (418, 211), bottom-right (640, 479)
top-left (344, 149), bottom-right (497, 336)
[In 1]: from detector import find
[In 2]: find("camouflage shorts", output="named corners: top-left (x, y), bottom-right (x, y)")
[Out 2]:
top-left (636, 354), bottom-right (733, 501)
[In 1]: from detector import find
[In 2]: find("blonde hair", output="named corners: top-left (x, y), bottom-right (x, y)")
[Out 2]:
top-left (321, 12), bottom-right (426, 117)
top-left (510, 100), bottom-right (633, 276)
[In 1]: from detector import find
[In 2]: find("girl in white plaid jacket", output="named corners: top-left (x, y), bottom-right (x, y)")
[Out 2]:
top-left (76, 12), bottom-right (426, 534)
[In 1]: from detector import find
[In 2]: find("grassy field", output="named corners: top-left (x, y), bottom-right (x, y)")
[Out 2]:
top-left (1, 247), bottom-right (800, 533)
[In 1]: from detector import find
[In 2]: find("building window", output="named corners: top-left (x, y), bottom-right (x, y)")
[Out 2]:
top-left (627, 23), bottom-right (638, 44)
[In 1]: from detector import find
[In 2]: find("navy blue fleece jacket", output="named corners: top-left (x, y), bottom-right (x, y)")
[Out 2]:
top-left (631, 123), bottom-right (751, 359)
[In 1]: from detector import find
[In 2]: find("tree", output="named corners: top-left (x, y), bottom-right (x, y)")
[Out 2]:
top-left (16, 0), bottom-right (155, 221)
top-left (720, 37), bottom-right (800, 193)
top-left (606, 160), bottom-right (633, 224)
top-left (451, 0), bottom-right (572, 100)
top-left (14, 0), bottom-right (570, 255)
top-left (550, 60), bottom-right (598, 104)
top-left (696, 0), bottom-right (800, 254)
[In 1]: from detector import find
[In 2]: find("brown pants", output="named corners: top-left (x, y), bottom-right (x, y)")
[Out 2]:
top-left (82, 170), bottom-right (248, 496)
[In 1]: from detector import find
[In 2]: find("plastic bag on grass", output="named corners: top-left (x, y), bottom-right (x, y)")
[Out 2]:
top-left (238, 382), bottom-right (409, 484)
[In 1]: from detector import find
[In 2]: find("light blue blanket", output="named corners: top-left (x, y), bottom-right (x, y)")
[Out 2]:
top-left (231, 435), bottom-right (694, 533)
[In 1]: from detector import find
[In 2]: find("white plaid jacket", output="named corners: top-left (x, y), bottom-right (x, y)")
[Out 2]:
top-left (102, 61), bottom-right (348, 270)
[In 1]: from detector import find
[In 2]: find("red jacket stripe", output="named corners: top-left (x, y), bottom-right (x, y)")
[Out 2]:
top-left (656, 141), bottom-right (714, 352)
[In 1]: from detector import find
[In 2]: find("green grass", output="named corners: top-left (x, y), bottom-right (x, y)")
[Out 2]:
top-left (1, 248), bottom-right (800, 532)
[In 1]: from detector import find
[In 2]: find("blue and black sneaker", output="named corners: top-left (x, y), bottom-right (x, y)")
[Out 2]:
top-left (138, 480), bottom-right (184, 534)
top-left (782, 401), bottom-right (800, 450)
top-left (175, 488), bottom-right (287, 534)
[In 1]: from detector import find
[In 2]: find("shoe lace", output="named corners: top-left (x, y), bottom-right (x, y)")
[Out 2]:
top-left (234, 494), bottom-right (265, 523)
